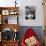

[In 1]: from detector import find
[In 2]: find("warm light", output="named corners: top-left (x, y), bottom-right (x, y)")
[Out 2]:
top-left (11, 10), bottom-right (14, 11)
top-left (14, 28), bottom-right (17, 32)
top-left (0, 32), bottom-right (1, 41)
top-left (0, 15), bottom-right (1, 20)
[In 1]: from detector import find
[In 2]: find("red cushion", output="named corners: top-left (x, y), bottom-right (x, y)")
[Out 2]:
top-left (21, 28), bottom-right (41, 46)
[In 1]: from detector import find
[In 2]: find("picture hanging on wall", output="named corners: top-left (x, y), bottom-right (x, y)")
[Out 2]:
top-left (25, 6), bottom-right (36, 20)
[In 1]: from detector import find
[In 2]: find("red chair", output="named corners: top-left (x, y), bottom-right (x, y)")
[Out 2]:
top-left (21, 28), bottom-right (41, 46)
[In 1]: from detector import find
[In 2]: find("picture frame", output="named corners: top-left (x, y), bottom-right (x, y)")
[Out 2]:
top-left (9, 10), bottom-right (18, 15)
top-left (8, 16), bottom-right (18, 24)
top-left (2, 16), bottom-right (8, 24)
top-left (1, 28), bottom-right (18, 41)
top-left (1, 28), bottom-right (13, 41)
top-left (2, 10), bottom-right (9, 15)
top-left (25, 6), bottom-right (36, 20)
top-left (2, 16), bottom-right (18, 24)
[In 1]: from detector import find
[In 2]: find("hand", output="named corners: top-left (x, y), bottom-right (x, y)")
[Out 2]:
top-left (25, 36), bottom-right (38, 46)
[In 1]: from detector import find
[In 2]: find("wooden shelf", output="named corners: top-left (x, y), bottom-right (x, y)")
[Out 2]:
top-left (0, 7), bottom-right (20, 46)
top-left (2, 40), bottom-right (19, 42)
top-left (0, 40), bottom-right (19, 46)
top-left (0, 24), bottom-right (20, 32)
top-left (0, 7), bottom-right (19, 10)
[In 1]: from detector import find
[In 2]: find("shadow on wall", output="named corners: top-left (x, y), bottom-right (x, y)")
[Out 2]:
top-left (18, 26), bottom-right (44, 44)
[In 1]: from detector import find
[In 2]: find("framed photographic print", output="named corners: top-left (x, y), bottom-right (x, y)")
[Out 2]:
top-left (2, 16), bottom-right (8, 24)
top-left (1, 28), bottom-right (13, 41)
top-left (8, 16), bottom-right (18, 24)
top-left (25, 6), bottom-right (36, 20)
top-left (2, 10), bottom-right (9, 15)
top-left (9, 10), bottom-right (15, 15)
top-left (2, 16), bottom-right (18, 24)
top-left (9, 10), bottom-right (18, 15)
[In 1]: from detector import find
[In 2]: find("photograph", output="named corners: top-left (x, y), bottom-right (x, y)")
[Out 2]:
top-left (25, 6), bottom-right (36, 20)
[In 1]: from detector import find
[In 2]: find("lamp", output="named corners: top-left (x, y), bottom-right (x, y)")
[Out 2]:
top-left (14, 28), bottom-right (17, 32)
top-left (15, 0), bottom-right (17, 7)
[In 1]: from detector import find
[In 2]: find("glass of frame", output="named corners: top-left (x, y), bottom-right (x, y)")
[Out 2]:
top-left (9, 10), bottom-right (18, 15)
top-left (25, 6), bottom-right (36, 20)
top-left (2, 15), bottom-right (18, 24)
top-left (2, 10), bottom-right (9, 15)
top-left (8, 16), bottom-right (18, 24)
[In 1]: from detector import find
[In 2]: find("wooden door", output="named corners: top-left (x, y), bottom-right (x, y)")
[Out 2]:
top-left (43, 0), bottom-right (46, 46)
top-left (43, 0), bottom-right (46, 26)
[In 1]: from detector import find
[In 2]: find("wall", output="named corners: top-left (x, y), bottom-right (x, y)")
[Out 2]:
top-left (17, 0), bottom-right (44, 26)
top-left (0, 0), bottom-right (44, 26)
